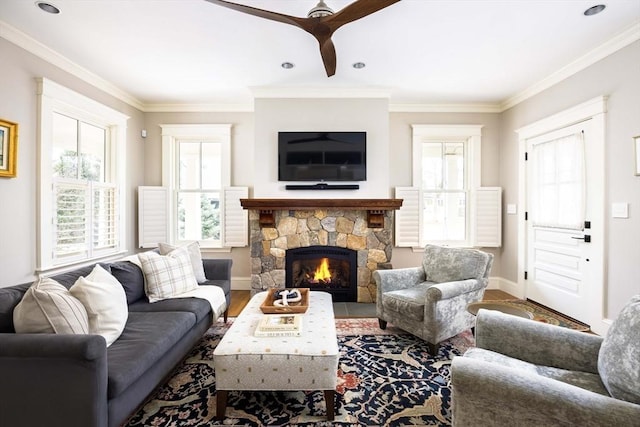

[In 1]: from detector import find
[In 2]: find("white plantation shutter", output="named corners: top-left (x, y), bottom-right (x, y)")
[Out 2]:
top-left (222, 186), bottom-right (248, 247)
top-left (53, 180), bottom-right (119, 261)
top-left (54, 180), bottom-right (89, 260)
top-left (92, 183), bottom-right (118, 251)
top-left (138, 186), bottom-right (248, 248)
top-left (138, 186), bottom-right (168, 248)
top-left (395, 187), bottom-right (421, 247)
top-left (473, 187), bottom-right (502, 247)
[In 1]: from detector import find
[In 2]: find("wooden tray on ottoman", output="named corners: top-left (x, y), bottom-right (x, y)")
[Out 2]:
top-left (260, 288), bottom-right (309, 314)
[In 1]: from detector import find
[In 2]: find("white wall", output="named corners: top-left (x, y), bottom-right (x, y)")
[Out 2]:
top-left (500, 41), bottom-right (640, 318)
top-left (253, 97), bottom-right (390, 198)
top-left (0, 38), bottom-right (145, 287)
top-left (143, 111), bottom-right (255, 280)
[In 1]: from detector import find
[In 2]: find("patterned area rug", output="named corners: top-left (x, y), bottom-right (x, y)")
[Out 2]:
top-left (123, 320), bottom-right (473, 427)
top-left (497, 299), bottom-right (590, 331)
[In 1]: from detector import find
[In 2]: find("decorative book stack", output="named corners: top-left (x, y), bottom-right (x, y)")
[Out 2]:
top-left (255, 314), bottom-right (303, 337)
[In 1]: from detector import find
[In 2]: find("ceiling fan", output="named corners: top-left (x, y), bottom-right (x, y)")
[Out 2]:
top-left (204, 0), bottom-right (401, 77)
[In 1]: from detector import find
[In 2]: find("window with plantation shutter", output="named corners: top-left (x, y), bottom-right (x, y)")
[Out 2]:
top-left (159, 124), bottom-right (248, 249)
top-left (37, 78), bottom-right (127, 271)
top-left (397, 125), bottom-right (501, 248)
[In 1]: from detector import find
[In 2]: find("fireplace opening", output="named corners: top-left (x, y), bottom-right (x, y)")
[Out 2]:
top-left (285, 246), bottom-right (358, 302)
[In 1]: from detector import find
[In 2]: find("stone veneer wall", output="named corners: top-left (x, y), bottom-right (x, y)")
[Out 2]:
top-left (249, 209), bottom-right (394, 303)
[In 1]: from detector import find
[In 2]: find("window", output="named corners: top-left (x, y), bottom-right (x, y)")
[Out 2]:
top-left (37, 78), bottom-right (127, 270)
top-left (421, 141), bottom-right (466, 241)
top-left (161, 124), bottom-right (246, 249)
top-left (396, 125), bottom-right (485, 248)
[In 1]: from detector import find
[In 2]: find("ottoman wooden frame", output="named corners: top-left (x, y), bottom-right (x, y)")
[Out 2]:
top-left (213, 291), bottom-right (339, 420)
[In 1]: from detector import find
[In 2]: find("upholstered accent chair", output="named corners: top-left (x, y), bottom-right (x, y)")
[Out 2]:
top-left (451, 296), bottom-right (640, 426)
top-left (373, 245), bottom-right (493, 355)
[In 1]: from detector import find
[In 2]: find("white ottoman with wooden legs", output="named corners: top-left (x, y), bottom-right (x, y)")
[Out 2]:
top-left (213, 291), bottom-right (339, 420)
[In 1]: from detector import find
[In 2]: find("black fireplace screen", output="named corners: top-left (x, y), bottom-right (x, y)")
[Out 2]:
top-left (285, 246), bottom-right (357, 302)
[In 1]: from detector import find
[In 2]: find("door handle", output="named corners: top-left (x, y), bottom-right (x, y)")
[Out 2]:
top-left (572, 235), bottom-right (591, 243)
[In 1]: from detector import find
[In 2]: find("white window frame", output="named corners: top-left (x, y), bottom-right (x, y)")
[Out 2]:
top-left (37, 78), bottom-right (128, 272)
top-left (161, 124), bottom-right (232, 249)
top-left (409, 124), bottom-right (482, 248)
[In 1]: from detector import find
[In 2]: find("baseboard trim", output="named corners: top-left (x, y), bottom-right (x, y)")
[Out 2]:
top-left (489, 277), bottom-right (525, 299)
top-left (231, 277), bottom-right (251, 291)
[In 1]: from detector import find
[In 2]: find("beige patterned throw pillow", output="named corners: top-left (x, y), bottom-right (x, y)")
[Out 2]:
top-left (138, 246), bottom-right (199, 303)
top-left (13, 277), bottom-right (89, 334)
top-left (158, 241), bottom-right (206, 283)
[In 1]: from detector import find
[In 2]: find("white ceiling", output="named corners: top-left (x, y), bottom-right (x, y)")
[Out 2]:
top-left (1, 0), bottom-right (639, 111)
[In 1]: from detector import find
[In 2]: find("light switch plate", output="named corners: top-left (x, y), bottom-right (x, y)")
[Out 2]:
top-left (612, 203), bottom-right (629, 218)
top-left (507, 204), bottom-right (517, 215)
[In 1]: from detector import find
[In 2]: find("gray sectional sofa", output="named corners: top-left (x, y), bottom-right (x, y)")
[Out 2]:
top-left (0, 256), bottom-right (232, 427)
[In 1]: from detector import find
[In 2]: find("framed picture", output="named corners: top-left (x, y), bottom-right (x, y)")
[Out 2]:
top-left (0, 119), bottom-right (18, 178)
top-left (635, 135), bottom-right (640, 176)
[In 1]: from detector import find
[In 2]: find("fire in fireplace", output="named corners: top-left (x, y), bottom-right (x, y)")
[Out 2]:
top-left (285, 246), bottom-right (358, 302)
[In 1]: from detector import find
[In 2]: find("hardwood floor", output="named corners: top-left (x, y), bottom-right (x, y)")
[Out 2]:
top-left (227, 289), bottom-right (516, 317)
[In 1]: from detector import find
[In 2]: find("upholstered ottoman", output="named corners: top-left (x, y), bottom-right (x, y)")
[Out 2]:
top-left (213, 291), bottom-right (339, 420)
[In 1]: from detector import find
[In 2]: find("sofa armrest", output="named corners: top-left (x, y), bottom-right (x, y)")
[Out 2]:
top-left (475, 309), bottom-right (603, 373)
top-left (0, 333), bottom-right (109, 427)
top-left (373, 267), bottom-right (425, 295)
top-left (202, 258), bottom-right (232, 281)
top-left (426, 278), bottom-right (485, 302)
top-left (451, 357), bottom-right (640, 426)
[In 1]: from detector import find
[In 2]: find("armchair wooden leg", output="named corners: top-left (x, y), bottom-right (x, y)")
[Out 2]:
top-left (378, 319), bottom-right (387, 330)
top-left (427, 342), bottom-right (439, 356)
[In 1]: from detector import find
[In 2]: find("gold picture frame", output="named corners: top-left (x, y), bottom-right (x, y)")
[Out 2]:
top-left (635, 135), bottom-right (640, 176)
top-left (0, 119), bottom-right (18, 178)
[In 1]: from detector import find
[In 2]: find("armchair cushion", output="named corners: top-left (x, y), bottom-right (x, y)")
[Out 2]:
top-left (464, 347), bottom-right (609, 396)
top-left (422, 245), bottom-right (490, 283)
top-left (598, 295), bottom-right (640, 404)
top-left (381, 283), bottom-right (432, 321)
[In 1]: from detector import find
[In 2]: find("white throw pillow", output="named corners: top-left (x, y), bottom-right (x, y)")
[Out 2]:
top-left (70, 264), bottom-right (128, 347)
top-left (158, 242), bottom-right (206, 283)
top-left (138, 246), bottom-right (199, 303)
top-left (13, 277), bottom-right (89, 335)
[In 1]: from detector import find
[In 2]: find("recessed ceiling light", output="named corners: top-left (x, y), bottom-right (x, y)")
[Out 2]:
top-left (353, 62), bottom-right (366, 69)
top-left (281, 62), bottom-right (295, 69)
top-left (584, 5), bottom-right (606, 16)
top-left (36, 2), bottom-right (60, 14)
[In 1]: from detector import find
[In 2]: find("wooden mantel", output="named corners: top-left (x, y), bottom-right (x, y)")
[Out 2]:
top-left (240, 198), bottom-right (403, 228)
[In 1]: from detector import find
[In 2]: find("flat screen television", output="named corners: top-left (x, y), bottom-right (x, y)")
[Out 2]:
top-left (278, 131), bottom-right (367, 182)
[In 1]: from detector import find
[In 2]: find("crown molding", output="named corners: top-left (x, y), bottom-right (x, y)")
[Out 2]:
top-left (143, 103), bottom-right (254, 113)
top-left (389, 103), bottom-right (502, 113)
top-left (250, 86), bottom-right (392, 99)
top-left (0, 20), bottom-right (145, 111)
top-left (501, 21), bottom-right (640, 112)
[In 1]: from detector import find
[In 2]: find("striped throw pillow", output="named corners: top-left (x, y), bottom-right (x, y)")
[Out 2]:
top-left (13, 277), bottom-right (89, 334)
top-left (138, 247), bottom-right (199, 303)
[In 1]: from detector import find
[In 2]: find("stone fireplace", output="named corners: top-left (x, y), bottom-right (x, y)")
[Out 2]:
top-left (286, 245), bottom-right (358, 302)
top-left (241, 199), bottom-right (402, 303)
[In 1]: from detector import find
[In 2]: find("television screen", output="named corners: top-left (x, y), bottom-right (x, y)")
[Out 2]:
top-left (278, 132), bottom-right (367, 182)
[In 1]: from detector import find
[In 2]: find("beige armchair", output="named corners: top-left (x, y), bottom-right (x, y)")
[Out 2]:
top-left (451, 296), bottom-right (640, 426)
top-left (373, 245), bottom-right (493, 355)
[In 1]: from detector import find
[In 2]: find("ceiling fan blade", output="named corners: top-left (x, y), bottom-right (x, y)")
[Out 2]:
top-left (319, 38), bottom-right (337, 77)
top-left (204, 0), bottom-right (306, 28)
top-left (325, 0), bottom-right (401, 32)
